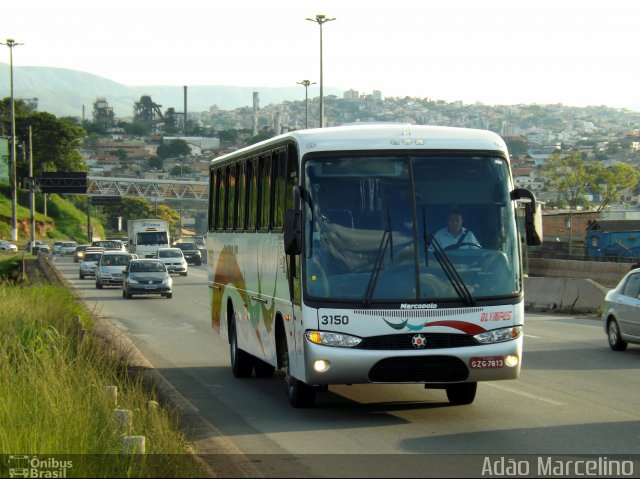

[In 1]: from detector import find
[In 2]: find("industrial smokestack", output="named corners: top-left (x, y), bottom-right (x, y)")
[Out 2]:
top-left (183, 85), bottom-right (187, 135)
top-left (252, 92), bottom-right (259, 137)
top-left (274, 111), bottom-right (281, 136)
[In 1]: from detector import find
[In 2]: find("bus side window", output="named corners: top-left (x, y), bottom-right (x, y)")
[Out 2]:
top-left (246, 157), bottom-right (258, 231)
top-left (258, 152), bottom-right (272, 231)
top-left (216, 167), bottom-right (227, 231)
top-left (236, 161), bottom-right (246, 231)
top-left (272, 148), bottom-right (286, 230)
top-left (226, 164), bottom-right (237, 232)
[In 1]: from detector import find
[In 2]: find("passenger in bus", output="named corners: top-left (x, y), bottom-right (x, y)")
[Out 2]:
top-left (433, 209), bottom-right (481, 250)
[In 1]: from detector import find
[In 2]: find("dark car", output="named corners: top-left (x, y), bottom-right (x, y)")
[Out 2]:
top-left (73, 244), bottom-right (90, 262)
top-left (122, 259), bottom-right (173, 299)
top-left (175, 242), bottom-right (202, 266)
top-left (602, 268), bottom-right (640, 351)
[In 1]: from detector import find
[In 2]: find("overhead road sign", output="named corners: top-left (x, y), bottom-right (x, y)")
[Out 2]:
top-left (39, 172), bottom-right (88, 194)
top-left (90, 195), bottom-right (121, 205)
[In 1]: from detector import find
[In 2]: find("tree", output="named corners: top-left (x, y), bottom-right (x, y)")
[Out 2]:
top-left (148, 156), bottom-right (163, 171)
top-left (593, 162), bottom-right (640, 212)
top-left (170, 164), bottom-right (191, 177)
top-left (168, 139), bottom-right (191, 157)
top-left (505, 138), bottom-right (529, 157)
top-left (15, 112), bottom-right (87, 178)
top-left (100, 197), bottom-right (154, 229)
top-left (540, 151), bottom-right (598, 209)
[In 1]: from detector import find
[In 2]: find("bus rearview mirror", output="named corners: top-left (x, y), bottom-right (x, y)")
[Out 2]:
top-left (284, 210), bottom-right (302, 255)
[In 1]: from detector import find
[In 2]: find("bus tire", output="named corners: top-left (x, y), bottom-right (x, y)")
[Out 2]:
top-left (279, 334), bottom-right (315, 407)
top-left (445, 382), bottom-right (477, 405)
top-left (230, 319), bottom-right (254, 378)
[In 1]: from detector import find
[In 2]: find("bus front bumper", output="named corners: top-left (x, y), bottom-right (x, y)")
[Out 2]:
top-left (301, 336), bottom-right (522, 385)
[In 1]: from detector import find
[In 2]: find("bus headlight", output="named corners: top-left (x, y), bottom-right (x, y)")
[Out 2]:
top-left (306, 331), bottom-right (362, 348)
top-left (474, 326), bottom-right (522, 344)
top-left (313, 360), bottom-right (331, 372)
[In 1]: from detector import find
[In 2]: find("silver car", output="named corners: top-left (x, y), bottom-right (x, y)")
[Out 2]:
top-left (0, 240), bottom-right (18, 252)
top-left (602, 268), bottom-right (640, 351)
top-left (79, 251), bottom-right (103, 279)
top-left (60, 241), bottom-right (79, 256)
top-left (96, 251), bottom-right (132, 288)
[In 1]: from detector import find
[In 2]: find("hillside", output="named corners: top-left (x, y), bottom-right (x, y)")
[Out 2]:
top-left (0, 62), bottom-right (344, 119)
top-left (0, 186), bottom-right (104, 244)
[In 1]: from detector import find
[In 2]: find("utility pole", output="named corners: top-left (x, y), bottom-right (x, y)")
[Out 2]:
top-left (28, 127), bottom-right (35, 245)
top-left (297, 80), bottom-right (316, 129)
top-left (306, 15), bottom-right (335, 128)
top-left (1, 38), bottom-right (23, 241)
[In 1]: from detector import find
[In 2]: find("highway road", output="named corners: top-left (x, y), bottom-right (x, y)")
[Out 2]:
top-left (52, 255), bottom-right (640, 477)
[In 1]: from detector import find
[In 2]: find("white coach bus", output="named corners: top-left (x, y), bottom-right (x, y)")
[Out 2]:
top-left (207, 124), bottom-right (542, 407)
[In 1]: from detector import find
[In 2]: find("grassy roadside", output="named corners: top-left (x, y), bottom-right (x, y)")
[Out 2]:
top-left (0, 255), bottom-right (210, 477)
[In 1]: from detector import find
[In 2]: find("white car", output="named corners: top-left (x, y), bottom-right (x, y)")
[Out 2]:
top-left (0, 240), bottom-right (18, 252)
top-left (60, 241), bottom-right (79, 256)
top-left (27, 240), bottom-right (50, 254)
top-left (52, 241), bottom-right (65, 255)
top-left (156, 247), bottom-right (188, 276)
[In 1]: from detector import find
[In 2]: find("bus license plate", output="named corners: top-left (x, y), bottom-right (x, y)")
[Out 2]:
top-left (470, 356), bottom-right (504, 369)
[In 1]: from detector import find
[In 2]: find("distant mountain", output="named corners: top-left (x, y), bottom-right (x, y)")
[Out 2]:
top-left (0, 62), bottom-right (344, 119)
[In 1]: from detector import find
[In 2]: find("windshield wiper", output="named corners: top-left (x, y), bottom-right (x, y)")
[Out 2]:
top-left (362, 203), bottom-right (394, 307)
top-left (425, 233), bottom-right (475, 305)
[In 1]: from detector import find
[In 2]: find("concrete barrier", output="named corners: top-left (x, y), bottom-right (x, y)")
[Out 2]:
top-left (529, 258), bottom-right (629, 288)
top-left (524, 277), bottom-right (609, 313)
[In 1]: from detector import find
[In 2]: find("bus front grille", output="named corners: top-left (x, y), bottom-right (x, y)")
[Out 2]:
top-left (368, 356), bottom-right (469, 382)
top-left (358, 333), bottom-right (478, 350)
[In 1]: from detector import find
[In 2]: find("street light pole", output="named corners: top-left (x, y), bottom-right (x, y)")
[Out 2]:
top-left (306, 14), bottom-right (335, 128)
top-left (296, 80), bottom-right (316, 129)
top-left (1, 38), bottom-right (23, 241)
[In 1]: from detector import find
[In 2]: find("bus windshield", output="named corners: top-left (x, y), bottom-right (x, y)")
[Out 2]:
top-left (303, 154), bottom-right (520, 303)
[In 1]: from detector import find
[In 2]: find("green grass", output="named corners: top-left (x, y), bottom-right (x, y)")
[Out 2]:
top-left (0, 258), bottom-right (209, 477)
top-left (0, 185), bottom-right (105, 244)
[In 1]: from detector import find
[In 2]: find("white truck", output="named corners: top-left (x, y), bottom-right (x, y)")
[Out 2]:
top-left (127, 219), bottom-right (170, 258)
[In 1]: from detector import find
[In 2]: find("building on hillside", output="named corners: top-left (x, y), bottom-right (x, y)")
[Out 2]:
top-left (531, 210), bottom-right (601, 259)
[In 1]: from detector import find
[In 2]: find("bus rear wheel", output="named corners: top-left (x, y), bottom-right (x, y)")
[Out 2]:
top-left (279, 335), bottom-right (315, 407)
top-left (445, 382), bottom-right (477, 405)
top-left (230, 320), bottom-right (254, 378)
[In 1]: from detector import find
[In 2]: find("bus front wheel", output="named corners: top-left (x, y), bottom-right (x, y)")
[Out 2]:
top-left (230, 319), bottom-right (254, 378)
top-left (445, 382), bottom-right (477, 405)
top-left (279, 335), bottom-right (315, 408)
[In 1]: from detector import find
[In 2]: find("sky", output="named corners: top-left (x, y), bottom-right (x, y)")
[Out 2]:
top-left (2, 0), bottom-right (639, 110)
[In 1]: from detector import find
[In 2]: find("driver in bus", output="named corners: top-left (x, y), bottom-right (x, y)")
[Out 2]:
top-left (433, 209), bottom-right (481, 250)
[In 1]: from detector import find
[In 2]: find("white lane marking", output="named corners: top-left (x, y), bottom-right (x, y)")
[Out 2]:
top-left (524, 334), bottom-right (540, 339)
top-left (485, 382), bottom-right (564, 406)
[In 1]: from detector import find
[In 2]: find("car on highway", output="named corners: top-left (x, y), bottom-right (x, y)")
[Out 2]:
top-left (52, 241), bottom-right (65, 255)
top-left (26, 240), bottom-right (50, 255)
top-left (175, 241), bottom-right (202, 266)
top-left (92, 239), bottom-right (127, 252)
top-left (155, 247), bottom-right (188, 276)
top-left (0, 240), bottom-right (18, 251)
top-left (602, 268), bottom-right (640, 351)
top-left (95, 251), bottom-right (132, 288)
top-left (79, 250), bottom-right (103, 279)
top-left (73, 244), bottom-right (91, 262)
top-left (60, 241), bottom-right (79, 256)
top-left (122, 259), bottom-right (173, 299)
